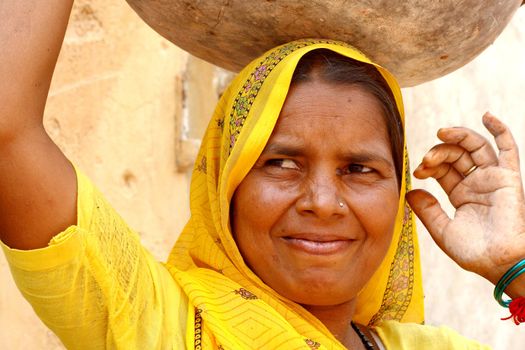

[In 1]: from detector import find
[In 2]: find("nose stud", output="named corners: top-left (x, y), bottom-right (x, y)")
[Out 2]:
top-left (338, 200), bottom-right (344, 208)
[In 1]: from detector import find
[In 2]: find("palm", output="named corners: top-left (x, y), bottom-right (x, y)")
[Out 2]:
top-left (447, 173), bottom-right (525, 271)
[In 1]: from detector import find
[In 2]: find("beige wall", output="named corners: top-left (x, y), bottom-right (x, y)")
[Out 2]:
top-left (0, 1), bottom-right (523, 348)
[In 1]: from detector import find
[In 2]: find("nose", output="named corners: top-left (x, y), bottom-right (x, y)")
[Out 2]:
top-left (295, 170), bottom-right (346, 220)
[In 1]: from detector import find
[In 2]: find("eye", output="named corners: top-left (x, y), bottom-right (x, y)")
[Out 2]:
top-left (341, 164), bottom-right (374, 174)
top-left (265, 159), bottom-right (300, 170)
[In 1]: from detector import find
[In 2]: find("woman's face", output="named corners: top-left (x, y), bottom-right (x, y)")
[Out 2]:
top-left (231, 80), bottom-right (400, 306)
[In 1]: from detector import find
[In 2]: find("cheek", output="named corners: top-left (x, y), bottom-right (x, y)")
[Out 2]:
top-left (231, 175), bottom-right (294, 242)
top-left (351, 184), bottom-right (399, 242)
top-left (231, 176), bottom-right (297, 276)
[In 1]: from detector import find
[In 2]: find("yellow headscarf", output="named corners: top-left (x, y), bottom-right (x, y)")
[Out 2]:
top-left (166, 39), bottom-right (424, 349)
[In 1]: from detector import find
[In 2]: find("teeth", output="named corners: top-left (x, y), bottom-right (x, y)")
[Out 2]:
top-left (284, 237), bottom-right (349, 254)
top-left (290, 238), bottom-right (338, 245)
top-left (285, 237), bottom-right (341, 243)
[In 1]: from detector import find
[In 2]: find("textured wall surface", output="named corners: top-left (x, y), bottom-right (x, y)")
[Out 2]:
top-left (0, 1), bottom-right (524, 348)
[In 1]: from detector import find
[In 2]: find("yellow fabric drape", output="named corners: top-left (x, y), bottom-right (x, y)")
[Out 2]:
top-left (166, 39), bottom-right (424, 349)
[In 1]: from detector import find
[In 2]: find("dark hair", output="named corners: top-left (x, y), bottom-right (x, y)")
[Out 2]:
top-left (291, 49), bottom-right (404, 185)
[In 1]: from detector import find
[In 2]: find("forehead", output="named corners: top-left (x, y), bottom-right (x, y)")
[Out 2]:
top-left (269, 81), bottom-right (391, 152)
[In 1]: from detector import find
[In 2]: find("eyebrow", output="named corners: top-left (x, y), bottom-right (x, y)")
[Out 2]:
top-left (263, 142), bottom-right (393, 165)
top-left (340, 153), bottom-right (391, 165)
top-left (263, 143), bottom-right (303, 157)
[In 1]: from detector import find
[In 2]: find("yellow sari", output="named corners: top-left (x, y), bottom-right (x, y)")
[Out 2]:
top-left (166, 39), bottom-right (424, 349)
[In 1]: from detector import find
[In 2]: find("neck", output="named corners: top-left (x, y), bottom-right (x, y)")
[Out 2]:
top-left (303, 300), bottom-right (364, 349)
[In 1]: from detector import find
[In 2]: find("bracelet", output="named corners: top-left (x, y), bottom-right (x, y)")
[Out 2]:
top-left (494, 258), bottom-right (525, 325)
top-left (494, 259), bottom-right (525, 307)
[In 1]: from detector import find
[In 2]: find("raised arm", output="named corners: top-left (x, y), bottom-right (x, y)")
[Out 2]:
top-left (0, 1), bottom-right (76, 249)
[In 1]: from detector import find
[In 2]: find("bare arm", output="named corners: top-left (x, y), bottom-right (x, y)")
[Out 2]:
top-left (0, 1), bottom-right (76, 249)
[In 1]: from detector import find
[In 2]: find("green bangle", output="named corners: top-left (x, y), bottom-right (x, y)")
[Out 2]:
top-left (494, 259), bottom-right (525, 307)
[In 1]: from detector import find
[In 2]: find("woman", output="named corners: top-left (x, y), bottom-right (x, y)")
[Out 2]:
top-left (1, 2), bottom-right (524, 349)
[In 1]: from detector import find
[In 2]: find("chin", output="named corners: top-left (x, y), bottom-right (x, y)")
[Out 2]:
top-left (273, 272), bottom-right (363, 306)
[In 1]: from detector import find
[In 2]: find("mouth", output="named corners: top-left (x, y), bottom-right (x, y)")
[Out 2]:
top-left (281, 234), bottom-right (354, 255)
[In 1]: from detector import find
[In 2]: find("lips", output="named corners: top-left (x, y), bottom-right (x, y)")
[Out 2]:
top-left (281, 233), bottom-right (354, 255)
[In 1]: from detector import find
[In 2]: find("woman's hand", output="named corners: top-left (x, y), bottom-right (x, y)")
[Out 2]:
top-left (406, 112), bottom-right (525, 296)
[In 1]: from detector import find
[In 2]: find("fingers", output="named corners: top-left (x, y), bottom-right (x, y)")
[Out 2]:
top-left (413, 112), bottom-right (520, 198)
top-left (406, 189), bottom-right (450, 251)
top-left (413, 143), bottom-right (475, 195)
top-left (421, 143), bottom-right (475, 174)
top-left (436, 123), bottom-right (498, 169)
top-left (482, 112), bottom-right (520, 172)
top-left (414, 162), bottom-right (463, 195)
